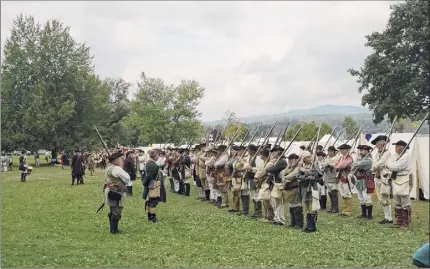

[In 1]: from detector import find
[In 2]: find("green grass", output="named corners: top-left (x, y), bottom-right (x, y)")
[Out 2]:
top-left (1, 164), bottom-right (429, 268)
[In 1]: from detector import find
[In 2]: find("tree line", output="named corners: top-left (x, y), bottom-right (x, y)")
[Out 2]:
top-left (1, 14), bottom-right (205, 155)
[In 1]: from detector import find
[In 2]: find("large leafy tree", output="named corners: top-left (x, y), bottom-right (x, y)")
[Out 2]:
top-left (348, 0), bottom-right (429, 124)
top-left (1, 14), bottom-right (109, 154)
top-left (127, 73), bottom-right (205, 145)
top-left (342, 116), bottom-right (360, 138)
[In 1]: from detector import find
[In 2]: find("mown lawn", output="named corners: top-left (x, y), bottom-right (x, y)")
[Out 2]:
top-left (1, 164), bottom-right (429, 268)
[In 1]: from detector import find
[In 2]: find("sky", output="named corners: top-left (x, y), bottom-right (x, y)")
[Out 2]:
top-left (1, 1), bottom-right (398, 121)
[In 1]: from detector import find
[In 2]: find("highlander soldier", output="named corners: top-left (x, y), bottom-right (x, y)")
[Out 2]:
top-left (351, 145), bottom-right (374, 219)
top-left (385, 140), bottom-right (413, 228)
top-left (371, 135), bottom-right (393, 224)
top-left (103, 151), bottom-right (131, 234)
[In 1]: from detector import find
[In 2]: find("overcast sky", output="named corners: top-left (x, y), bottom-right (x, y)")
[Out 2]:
top-left (1, 1), bottom-right (397, 121)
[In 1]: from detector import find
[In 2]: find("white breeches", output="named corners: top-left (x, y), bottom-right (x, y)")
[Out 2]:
top-left (318, 184), bottom-right (326, 196)
top-left (356, 189), bottom-right (372, 204)
top-left (173, 178), bottom-right (180, 192)
top-left (272, 197), bottom-right (285, 224)
top-left (250, 189), bottom-right (259, 202)
top-left (339, 182), bottom-right (352, 199)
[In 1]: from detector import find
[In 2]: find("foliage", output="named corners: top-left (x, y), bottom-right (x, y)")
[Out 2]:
top-left (1, 14), bottom-right (206, 151)
top-left (285, 122), bottom-right (332, 141)
top-left (224, 123), bottom-right (249, 141)
top-left (127, 74), bottom-right (205, 145)
top-left (348, 0), bottom-right (430, 124)
top-left (342, 116), bottom-right (360, 138)
top-left (2, 164), bottom-right (428, 268)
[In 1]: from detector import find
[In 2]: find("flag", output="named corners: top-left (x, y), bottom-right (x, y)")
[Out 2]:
top-left (365, 133), bottom-right (372, 141)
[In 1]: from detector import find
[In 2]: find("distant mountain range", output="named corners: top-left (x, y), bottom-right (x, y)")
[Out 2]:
top-left (204, 105), bottom-right (372, 125)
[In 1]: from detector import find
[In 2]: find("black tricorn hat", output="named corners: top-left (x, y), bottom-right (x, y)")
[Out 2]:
top-left (260, 148), bottom-right (270, 157)
top-left (108, 151), bottom-right (123, 162)
top-left (264, 144), bottom-right (272, 149)
top-left (393, 140), bottom-right (409, 149)
top-left (327, 146), bottom-right (338, 152)
top-left (338, 144), bottom-right (351, 150)
top-left (199, 143), bottom-right (207, 147)
top-left (217, 145), bottom-right (227, 151)
top-left (316, 145), bottom-right (323, 150)
top-left (371, 135), bottom-right (389, 145)
top-left (238, 145), bottom-right (246, 150)
top-left (300, 145), bottom-right (306, 150)
top-left (357, 145), bottom-right (373, 151)
top-left (316, 151), bottom-right (327, 157)
top-left (270, 145), bottom-right (284, 152)
top-left (231, 145), bottom-right (239, 151)
top-left (287, 153), bottom-right (299, 160)
top-left (247, 144), bottom-right (258, 152)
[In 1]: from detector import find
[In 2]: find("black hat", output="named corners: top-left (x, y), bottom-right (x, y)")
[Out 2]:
top-left (371, 135), bottom-right (389, 145)
top-left (108, 152), bottom-right (123, 162)
top-left (287, 153), bottom-right (299, 160)
top-left (238, 145), bottom-right (246, 150)
top-left (217, 145), bottom-right (227, 151)
top-left (300, 145), bottom-right (306, 150)
top-left (357, 145), bottom-right (373, 151)
top-left (231, 145), bottom-right (239, 151)
top-left (264, 144), bottom-right (272, 149)
top-left (316, 152), bottom-right (327, 157)
top-left (260, 148), bottom-right (270, 157)
top-left (338, 144), bottom-right (351, 150)
top-left (74, 149), bottom-right (81, 152)
top-left (327, 146), bottom-right (338, 152)
top-left (247, 144), bottom-right (258, 152)
top-left (193, 145), bottom-right (201, 150)
top-left (270, 145), bottom-right (284, 153)
top-left (393, 140), bottom-right (409, 149)
top-left (199, 143), bottom-right (207, 147)
top-left (179, 148), bottom-right (186, 154)
top-left (316, 145), bottom-right (323, 150)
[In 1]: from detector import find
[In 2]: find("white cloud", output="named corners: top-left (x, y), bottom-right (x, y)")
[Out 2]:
top-left (1, 1), bottom-right (398, 121)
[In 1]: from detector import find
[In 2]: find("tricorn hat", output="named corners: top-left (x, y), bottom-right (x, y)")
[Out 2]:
top-left (217, 145), bottom-right (227, 151)
top-left (231, 145), bottom-right (240, 151)
top-left (316, 145), bottom-right (323, 150)
top-left (287, 153), bottom-right (299, 160)
top-left (338, 144), bottom-right (351, 150)
top-left (357, 145), bottom-right (373, 151)
top-left (247, 144), bottom-right (258, 152)
top-left (371, 135), bottom-right (389, 145)
top-left (316, 151), bottom-right (327, 157)
top-left (270, 145), bottom-right (284, 153)
top-left (108, 151), bottom-right (123, 162)
top-left (393, 140), bottom-right (409, 149)
top-left (264, 144), bottom-right (272, 149)
top-left (327, 146), bottom-right (338, 152)
top-left (300, 145), bottom-right (306, 150)
top-left (260, 148), bottom-right (270, 157)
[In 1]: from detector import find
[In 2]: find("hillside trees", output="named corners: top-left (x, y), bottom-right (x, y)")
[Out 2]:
top-left (348, 0), bottom-right (429, 124)
top-left (285, 122), bottom-right (332, 141)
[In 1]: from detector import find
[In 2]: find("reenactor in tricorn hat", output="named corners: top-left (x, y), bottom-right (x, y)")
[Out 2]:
top-left (370, 135), bottom-right (393, 224)
top-left (335, 144), bottom-right (354, 216)
top-left (352, 145), bottom-right (374, 220)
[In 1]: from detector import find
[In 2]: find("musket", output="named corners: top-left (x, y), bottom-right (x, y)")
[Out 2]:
top-left (244, 124), bottom-right (261, 147)
top-left (276, 122), bottom-right (290, 148)
top-left (216, 130), bottom-right (239, 159)
top-left (240, 122), bottom-right (277, 180)
top-left (239, 128), bottom-right (251, 147)
top-left (163, 139), bottom-right (171, 150)
top-left (322, 125), bottom-right (338, 151)
top-left (311, 123), bottom-right (322, 168)
top-left (93, 124), bottom-right (110, 214)
top-left (93, 125), bottom-right (111, 157)
top-left (307, 131), bottom-right (319, 151)
top-left (186, 138), bottom-right (195, 150)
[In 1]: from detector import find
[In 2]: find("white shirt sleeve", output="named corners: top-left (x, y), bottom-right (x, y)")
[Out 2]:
top-left (214, 154), bottom-right (228, 167)
top-left (386, 152), bottom-right (411, 173)
top-left (111, 166), bottom-right (131, 186)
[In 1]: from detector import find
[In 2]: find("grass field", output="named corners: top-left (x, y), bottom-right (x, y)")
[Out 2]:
top-left (1, 161), bottom-right (429, 268)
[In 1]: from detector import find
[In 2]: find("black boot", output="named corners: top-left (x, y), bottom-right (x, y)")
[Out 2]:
top-left (327, 192), bottom-right (334, 212)
top-left (254, 201), bottom-right (262, 219)
top-left (151, 213), bottom-right (159, 223)
top-left (203, 190), bottom-right (210, 201)
top-left (366, 205), bottom-right (373, 220)
top-left (242, 195), bottom-right (250, 216)
top-left (127, 186), bottom-right (133, 197)
top-left (185, 183), bottom-right (190, 196)
top-left (251, 201), bottom-right (257, 218)
top-left (216, 196), bottom-right (222, 208)
top-left (111, 214), bottom-right (121, 234)
top-left (108, 213), bottom-right (114, 233)
top-left (295, 207), bottom-right (304, 229)
top-left (330, 191), bottom-right (339, 213)
top-left (169, 179), bottom-right (174, 192)
top-left (305, 213), bottom-right (317, 233)
top-left (72, 177), bottom-right (75, 185)
top-left (303, 213), bottom-right (311, 232)
top-left (147, 212), bottom-right (152, 221)
top-left (287, 207), bottom-right (296, 227)
top-left (320, 195), bottom-right (327, 210)
top-left (358, 204), bottom-right (367, 218)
